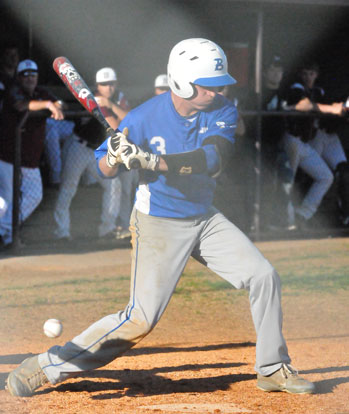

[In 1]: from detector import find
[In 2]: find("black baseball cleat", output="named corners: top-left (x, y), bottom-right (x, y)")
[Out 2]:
top-left (257, 363), bottom-right (315, 394)
top-left (6, 355), bottom-right (49, 397)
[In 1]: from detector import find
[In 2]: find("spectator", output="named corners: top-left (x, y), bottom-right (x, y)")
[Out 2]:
top-left (260, 55), bottom-right (295, 230)
top-left (95, 68), bottom-right (137, 241)
top-left (154, 74), bottom-right (170, 95)
top-left (53, 67), bottom-right (130, 241)
top-left (0, 59), bottom-right (64, 248)
top-left (282, 61), bottom-right (346, 228)
top-left (300, 63), bottom-right (349, 226)
top-left (44, 107), bottom-right (75, 188)
top-left (0, 40), bottom-right (20, 115)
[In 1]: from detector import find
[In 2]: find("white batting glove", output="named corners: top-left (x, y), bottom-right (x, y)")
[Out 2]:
top-left (120, 142), bottom-right (159, 170)
top-left (106, 127), bottom-right (129, 168)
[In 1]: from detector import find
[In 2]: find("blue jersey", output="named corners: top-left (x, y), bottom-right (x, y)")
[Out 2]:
top-left (96, 91), bottom-right (237, 218)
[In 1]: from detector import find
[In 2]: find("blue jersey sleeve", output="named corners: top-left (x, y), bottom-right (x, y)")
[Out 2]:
top-left (201, 96), bottom-right (237, 174)
top-left (203, 97), bottom-right (238, 144)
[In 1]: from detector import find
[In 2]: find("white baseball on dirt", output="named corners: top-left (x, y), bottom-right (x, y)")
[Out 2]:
top-left (43, 319), bottom-right (63, 338)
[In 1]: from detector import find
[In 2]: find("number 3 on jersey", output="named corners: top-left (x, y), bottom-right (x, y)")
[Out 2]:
top-left (150, 136), bottom-right (166, 154)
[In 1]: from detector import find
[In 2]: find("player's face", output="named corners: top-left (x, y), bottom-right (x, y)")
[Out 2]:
top-left (300, 69), bottom-right (318, 88)
top-left (97, 81), bottom-right (117, 99)
top-left (189, 84), bottom-right (223, 110)
top-left (18, 71), bottom-right (38, 94)
top-left (217, 85), bottom-right (230, 97)
top-left (265, 64), bottom-right (283, 87)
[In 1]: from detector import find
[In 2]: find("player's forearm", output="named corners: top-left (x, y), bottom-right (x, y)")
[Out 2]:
top-left (110, 103), bottom-right (129, 121)
top-left (28, 100), bottom-right (55, 112)
top-left (315, 102), bottom-right (344, 115)
top-left (98, 155), bottom-right (120, 177)
top-left (156, 157), bottom-right (169, 172)
top-left (294, 98), bottom-right (344, 116)
top-left (105, 115), bottom-right (120, 131)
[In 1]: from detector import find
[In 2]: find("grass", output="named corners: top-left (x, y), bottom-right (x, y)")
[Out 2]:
top-left (1, 239), bottom-right (348, 313)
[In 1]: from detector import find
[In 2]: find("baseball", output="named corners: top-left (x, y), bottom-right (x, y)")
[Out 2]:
top-left (43, 319), bottom-right (63, 338)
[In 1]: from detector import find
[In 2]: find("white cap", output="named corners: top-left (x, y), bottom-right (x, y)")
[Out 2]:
top-left (154, 74), bottom-right (168, 88)
top-left (96, 67), bottom-right (117, 83)
top-left (17, 59), bottom-right (38, 74)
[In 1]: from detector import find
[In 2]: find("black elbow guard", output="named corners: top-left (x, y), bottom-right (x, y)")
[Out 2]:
top-left (202, 135), bottom-right (234, 171)
top-left (162, 148), bottom-right (207, 175)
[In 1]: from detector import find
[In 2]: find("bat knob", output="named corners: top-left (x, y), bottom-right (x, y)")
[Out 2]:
top-left (129, 159), bottom-right (141, 169)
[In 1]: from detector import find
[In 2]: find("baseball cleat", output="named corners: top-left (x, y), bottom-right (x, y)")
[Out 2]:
top-left (6, 355), bottom-right (49, 397)
top-left (116, 227), bottom-right (131, 240)
top-left (257, 363), bottom-right (315, 394)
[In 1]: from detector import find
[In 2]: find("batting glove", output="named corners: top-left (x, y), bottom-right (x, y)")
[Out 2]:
top-left (120, 142), bottom-right (159, 170)
top-left (106, 127), bottom-right (129, 168)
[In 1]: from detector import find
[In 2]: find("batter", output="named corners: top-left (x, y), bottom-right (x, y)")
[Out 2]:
top-left (6, 38), bottom-right (315, 397)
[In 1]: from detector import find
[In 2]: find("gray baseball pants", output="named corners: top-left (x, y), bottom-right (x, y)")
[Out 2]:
top-left (39, 207), bottom-right (290, 384)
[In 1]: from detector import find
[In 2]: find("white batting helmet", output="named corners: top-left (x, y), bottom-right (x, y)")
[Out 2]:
top-left (167, 38), bottom-right (236, 99)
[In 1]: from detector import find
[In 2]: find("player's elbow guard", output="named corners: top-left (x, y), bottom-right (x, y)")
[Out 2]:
top-left (162, 149), bottom-right (208, 175)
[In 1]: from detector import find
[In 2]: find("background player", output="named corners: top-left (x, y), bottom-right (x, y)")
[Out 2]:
top-left (6, 38), bottom-right (314, 397)
top-left (154, 73), bottom-right (170, 95)
top-left (0, 59), bottom-right (63, 248)
top-left (282, 61), bottom-right (347, 227)
top-left (53, 67), bottom-right (130, 241)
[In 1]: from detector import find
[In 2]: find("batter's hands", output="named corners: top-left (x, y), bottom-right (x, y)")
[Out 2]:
top-left (120, 142), bottom-right (159, 170)
top-left (106, 127), bottom-right (129, 168)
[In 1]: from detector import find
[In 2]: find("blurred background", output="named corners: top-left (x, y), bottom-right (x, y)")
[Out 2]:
top-left (1, 0), bottom-right (349, 250)
top-left (1, 0), bottom-right (349, 105)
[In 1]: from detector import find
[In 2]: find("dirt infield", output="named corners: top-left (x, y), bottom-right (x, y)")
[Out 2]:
top-left (0, 238), bottom-right (348, 414)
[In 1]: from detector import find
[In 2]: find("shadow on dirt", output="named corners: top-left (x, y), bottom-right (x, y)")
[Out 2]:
top-left (53, 364), bottom-right (254, 399)
top-left (302, 366), bottom-right (349, 394)
top-left (124, 342), bottom-right (256, 357)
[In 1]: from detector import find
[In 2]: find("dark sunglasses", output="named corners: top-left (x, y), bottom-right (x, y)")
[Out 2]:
top-left (19, 71), bottom-right (38, 77)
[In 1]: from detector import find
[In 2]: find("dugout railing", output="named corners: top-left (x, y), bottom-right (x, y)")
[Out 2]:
top-left (3, 109), bottom-right (349, 253)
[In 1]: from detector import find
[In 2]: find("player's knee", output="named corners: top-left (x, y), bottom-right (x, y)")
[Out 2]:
top-left (128, 309), bottom-right (154, 337)
top-left (254, 266), bottom-right (281, 291)
top-left (319, 169), bottom-right (334, 188)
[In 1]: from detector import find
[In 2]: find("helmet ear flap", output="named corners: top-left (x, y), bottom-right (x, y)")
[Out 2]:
top-left (187, 83), bottom-right (197, 100)
top-left (167, 73), bottom-right (197, 99)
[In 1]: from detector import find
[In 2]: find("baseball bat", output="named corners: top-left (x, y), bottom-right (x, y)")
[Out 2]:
top-left (52, 56), bottom-right (140, 169)
top-left (53, 57), bottom-right (115, 136)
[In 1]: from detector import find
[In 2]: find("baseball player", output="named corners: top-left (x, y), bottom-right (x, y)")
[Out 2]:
top-left (53, 67), bottom-right (130, 241)
top-left (282, 61), bottom-right (347, 227)
top-left (6, 39), bottom-right (314, 396)
top-left (0, 59), bottom-right (64, 247)
top-left (154, 73), bottom-right (170, 95)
